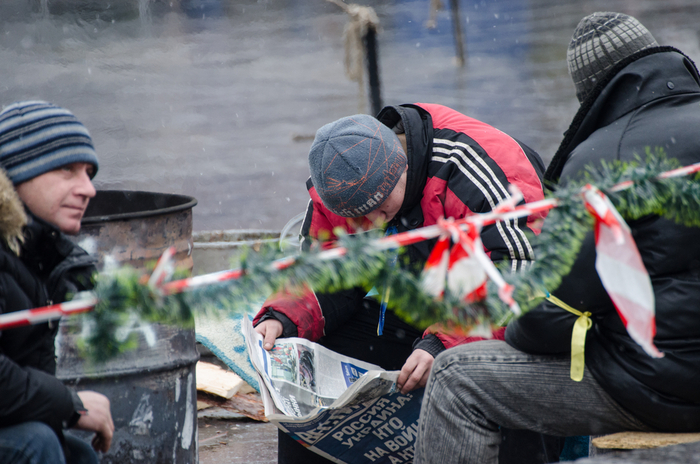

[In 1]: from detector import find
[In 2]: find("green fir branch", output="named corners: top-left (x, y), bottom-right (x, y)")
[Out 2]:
top-left (77, 150), bottom-right (700, 362)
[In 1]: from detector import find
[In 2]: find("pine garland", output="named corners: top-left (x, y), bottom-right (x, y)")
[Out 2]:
top-left (472, 151), bottom-right (700, 321)
top-left (78, 151), bottom-right (700, 362)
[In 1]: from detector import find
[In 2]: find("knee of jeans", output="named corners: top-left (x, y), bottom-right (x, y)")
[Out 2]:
top-left (432, 350), bottom-right (453, 374)
top-left (25, 422), bottom-right (62, 451)
top-left (0, 422), bottom-right (63, 463)
top-left (431, 344), bottom-right (481, 377)
top-left (26, 422), bottom-right (56, 437)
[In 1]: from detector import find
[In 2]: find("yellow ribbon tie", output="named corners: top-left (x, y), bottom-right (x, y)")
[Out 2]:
top-left (545, 294), bottom-right (592, 382)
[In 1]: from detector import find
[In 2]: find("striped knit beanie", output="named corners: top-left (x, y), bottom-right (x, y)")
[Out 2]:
top-left (308, 114), bottom-right (407, 218)
top-left (0, 101), bottom-right (99, 185)
top-left (568, 12), bottom-right (658, 103)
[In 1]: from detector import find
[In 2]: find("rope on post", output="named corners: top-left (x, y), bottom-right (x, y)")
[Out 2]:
top-left (326, 0), bottom-right (382, 114)
top-left (425, 0), bottom-right (443, 29)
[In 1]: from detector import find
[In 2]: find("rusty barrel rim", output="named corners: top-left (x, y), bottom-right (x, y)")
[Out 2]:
top-left (82, 190), bottom-right (198, 224)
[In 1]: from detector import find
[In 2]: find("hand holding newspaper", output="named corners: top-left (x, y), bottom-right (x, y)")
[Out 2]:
top-left (243, 317), bottom-right (424, 464)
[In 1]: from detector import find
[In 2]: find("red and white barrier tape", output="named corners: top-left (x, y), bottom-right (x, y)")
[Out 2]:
top-left (1, 161), bottom-right (698, 330)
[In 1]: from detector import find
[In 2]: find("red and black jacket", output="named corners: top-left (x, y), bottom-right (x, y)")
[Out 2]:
top-left (255, 103), bottom-right (545, 355)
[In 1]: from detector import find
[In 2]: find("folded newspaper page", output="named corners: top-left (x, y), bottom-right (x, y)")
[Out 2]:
top-left (243, 317), bottom-right (424, 464)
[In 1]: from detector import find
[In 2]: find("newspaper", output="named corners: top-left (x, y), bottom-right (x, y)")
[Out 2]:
top-left (242, 317), bottom-right (423, 464)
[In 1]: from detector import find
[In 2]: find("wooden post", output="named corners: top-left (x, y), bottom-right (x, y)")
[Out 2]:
top-left (363, 24), bottom-right (383, 116)
top-left (449, 0), bottom-right (466, 67)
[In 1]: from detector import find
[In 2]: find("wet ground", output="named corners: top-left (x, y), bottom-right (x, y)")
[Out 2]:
top-left (1, 0), bottom-right (699, 234)
top-left (198, 417), bottom-right (278, 464)
top-left (3, 1), bottom-right (700, 463)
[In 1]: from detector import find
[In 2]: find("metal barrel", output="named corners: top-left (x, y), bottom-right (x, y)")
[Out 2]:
top-left (57, 189), bottom-right (200, 464)
top-left (76, 190), bottom-right (198, 272)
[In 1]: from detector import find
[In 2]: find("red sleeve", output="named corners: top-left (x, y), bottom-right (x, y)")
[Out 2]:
top-left (253, 285), bottom-right (326, 341)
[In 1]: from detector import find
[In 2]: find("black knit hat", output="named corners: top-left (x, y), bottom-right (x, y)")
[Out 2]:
top-left (308, 114), bottom-right (407, 218)
top-left (0, 101), bottom-right (99, 185)
top-left (568, 12), bottom-right (658, 102)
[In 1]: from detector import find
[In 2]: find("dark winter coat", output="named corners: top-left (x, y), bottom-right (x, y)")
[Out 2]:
top-left (256, 103), bottom-right (546, 356)
top-left (506, 47), bottom-right (700, 432)
top-left (0, 178), bottom-right (97, 439)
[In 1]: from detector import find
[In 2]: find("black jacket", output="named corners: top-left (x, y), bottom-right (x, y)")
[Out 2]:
top-left (506, 47), bottom-right (700, 432)
top-left (0, 210), bottom-right (97, 438)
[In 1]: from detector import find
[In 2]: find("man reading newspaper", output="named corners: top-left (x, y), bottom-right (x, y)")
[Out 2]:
top-left (253, 105), bottom-right (554, 463)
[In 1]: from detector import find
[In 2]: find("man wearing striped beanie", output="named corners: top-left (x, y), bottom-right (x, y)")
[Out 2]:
top-left (0, 101), bottom-right (114, 464)
top-left (0, 100), bottom-right (100, 234)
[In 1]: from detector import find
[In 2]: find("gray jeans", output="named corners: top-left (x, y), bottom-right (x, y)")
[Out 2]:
top-left (414, 340), bottom-right (651, 464)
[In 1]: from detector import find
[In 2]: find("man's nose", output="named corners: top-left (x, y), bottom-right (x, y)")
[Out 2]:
top-left (76, 169), bottom-right (97, 199)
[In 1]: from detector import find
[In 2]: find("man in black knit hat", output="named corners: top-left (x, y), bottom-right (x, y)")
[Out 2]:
top-left (414, 12), bottom-right (700, 463)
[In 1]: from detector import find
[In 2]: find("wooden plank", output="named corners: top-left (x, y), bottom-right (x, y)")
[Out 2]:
top-left (592, 432), bottom-right (700, 450)
top-left (196, 361), bottom-right (255, 399)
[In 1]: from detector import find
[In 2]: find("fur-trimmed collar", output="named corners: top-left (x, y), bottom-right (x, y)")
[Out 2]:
top-left (0, 169), bottom-right (27, 255)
